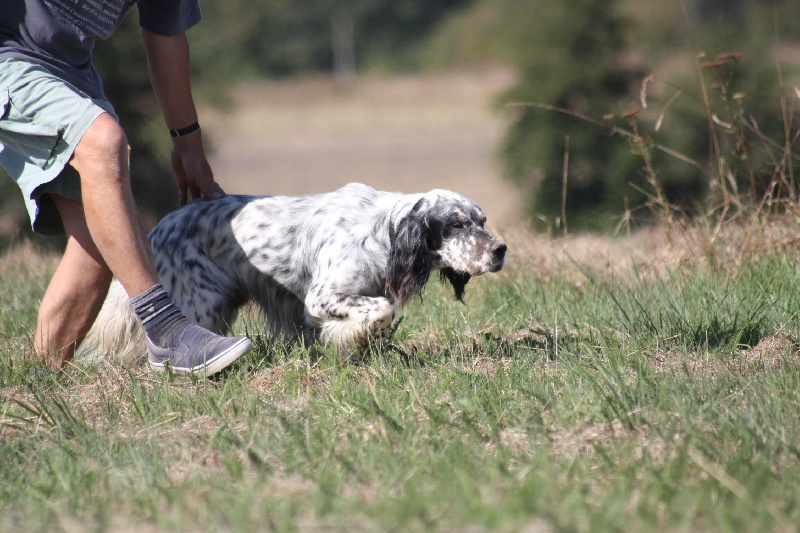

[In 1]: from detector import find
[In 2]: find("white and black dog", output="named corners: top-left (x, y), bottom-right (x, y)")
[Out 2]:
top-left (82, 183), bottom-right (507, 362)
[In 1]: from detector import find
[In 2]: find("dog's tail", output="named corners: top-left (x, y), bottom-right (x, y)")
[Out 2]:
top-left (79, 280), bottom-right (148, 366)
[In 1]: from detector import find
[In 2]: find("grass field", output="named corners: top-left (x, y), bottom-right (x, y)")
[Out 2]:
top-left (2, 218), bottom-right (800, 532)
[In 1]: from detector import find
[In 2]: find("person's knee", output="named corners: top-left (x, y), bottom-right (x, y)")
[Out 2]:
top-left (71, 113), bottom-right (129, 174)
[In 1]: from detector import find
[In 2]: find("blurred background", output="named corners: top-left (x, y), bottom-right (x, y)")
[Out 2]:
top-left (2, 0), bottom-right (800, 246)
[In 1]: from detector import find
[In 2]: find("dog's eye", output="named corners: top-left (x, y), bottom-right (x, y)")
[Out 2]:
top-left (447, 221), bottom-right (465, 229)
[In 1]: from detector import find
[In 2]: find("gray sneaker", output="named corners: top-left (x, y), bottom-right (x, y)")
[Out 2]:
top-left (147, 324), bottom-right (254, 378)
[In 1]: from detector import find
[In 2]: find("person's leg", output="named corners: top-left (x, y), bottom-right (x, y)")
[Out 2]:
top-left (65, 113), bottom-right (159, 297)
top-left (1, 62), bottom-right (251, 374)
top-left (50, 112), bottom-right (252, 375)
top-left (34, 112), bottom-right (149, 368)
top-left (66, 114), bottom-right (195, 349)
top-left (34, 195), bottom-right (113, 368)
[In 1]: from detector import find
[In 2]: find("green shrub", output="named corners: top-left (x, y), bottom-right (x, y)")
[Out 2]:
top-left (425, 0), bottom-right (800, 231)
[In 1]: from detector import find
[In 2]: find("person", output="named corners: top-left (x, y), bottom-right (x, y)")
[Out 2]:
top-left (0, 1), bottom-right (253, 376)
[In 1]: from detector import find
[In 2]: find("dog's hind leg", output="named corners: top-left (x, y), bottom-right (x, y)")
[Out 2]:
top-left (156, 255), bottom-right (243, 335)
top-left (304, 293), bottom-right (395, 356)
top-left (165, 284), bottom-right (241, 335)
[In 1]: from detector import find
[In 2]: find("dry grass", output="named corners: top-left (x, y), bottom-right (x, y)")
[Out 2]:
top-left (0, 240), bottom-right (56, 277)
top-left (502, 207), bottom-right (800, 284)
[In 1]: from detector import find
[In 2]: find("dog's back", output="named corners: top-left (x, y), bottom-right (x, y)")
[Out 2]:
top-left (80, 185), bottom-right (403, 362)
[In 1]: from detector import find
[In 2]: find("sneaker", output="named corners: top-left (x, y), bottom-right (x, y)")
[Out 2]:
top-left (147, 324), bottom-right (254, 378)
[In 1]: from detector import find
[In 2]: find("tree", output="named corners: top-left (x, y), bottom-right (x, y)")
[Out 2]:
top-left (495, 0), bottom-right (800, 231)
top-left (498, 0), bottom-right (653, 231)
top-left (189, 0), bottom-right (476, 77)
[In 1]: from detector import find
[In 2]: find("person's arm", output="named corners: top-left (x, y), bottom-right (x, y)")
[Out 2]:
top-left (141, 29), bottom-right (224, 205)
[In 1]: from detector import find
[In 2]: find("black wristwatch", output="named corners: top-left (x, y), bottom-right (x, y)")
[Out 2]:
top-left (169, 121), bottom-right (201, 138)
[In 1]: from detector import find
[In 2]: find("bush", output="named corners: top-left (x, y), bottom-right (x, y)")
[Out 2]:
top-left (426, 0), bottom-right (800, 232)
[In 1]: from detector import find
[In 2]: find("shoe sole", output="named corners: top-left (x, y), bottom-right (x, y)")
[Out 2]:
top-left (149, 337), bottom-right (254, 378)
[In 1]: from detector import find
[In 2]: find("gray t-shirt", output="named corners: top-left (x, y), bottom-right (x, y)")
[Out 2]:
top-left (0, 0), bottom-right (202, 100)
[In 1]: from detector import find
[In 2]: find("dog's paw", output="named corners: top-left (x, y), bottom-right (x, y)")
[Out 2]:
top-left (366, 299), bottom-right (394, 340)
top-left (315, 297), bottom-right (395, 358)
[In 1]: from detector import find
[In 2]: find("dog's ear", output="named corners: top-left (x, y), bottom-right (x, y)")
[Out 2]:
top-left (440, 268), bottom-right (471, 302)
top-left (386, 201), bottom-right (431, 306)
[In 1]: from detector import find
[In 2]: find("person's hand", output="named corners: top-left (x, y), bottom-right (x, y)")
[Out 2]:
top-left (170, 131), bottom-right (225, 205)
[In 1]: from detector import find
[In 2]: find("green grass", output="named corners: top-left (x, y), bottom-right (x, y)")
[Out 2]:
top-left (2, 229), bottom-right (800, 532)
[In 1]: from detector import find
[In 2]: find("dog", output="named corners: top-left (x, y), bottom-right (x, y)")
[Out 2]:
top-left (82, 183), bottom-right (507, 362)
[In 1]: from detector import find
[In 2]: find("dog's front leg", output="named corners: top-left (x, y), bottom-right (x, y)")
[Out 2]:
top-left (304, 292), bottom-right (395, 356)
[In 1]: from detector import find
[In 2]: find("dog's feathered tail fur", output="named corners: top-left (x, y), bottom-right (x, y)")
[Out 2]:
top-left (81, 282), bottom-right (146, 365)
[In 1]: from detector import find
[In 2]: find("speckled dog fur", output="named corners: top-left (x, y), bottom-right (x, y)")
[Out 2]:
top-left (82, 183), bottom-right (507, 362)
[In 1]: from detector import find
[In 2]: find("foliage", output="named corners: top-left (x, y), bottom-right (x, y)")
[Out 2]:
top-left (428, 0), bottom-right (800, 231)
top-left (497, 0), bottom-right (648, 232)
top-left (189, 0), bottom-right (476, 78)
top-left (0, 169), bottom-right (29, 248)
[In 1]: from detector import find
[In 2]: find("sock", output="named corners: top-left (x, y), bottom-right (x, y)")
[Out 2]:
top-left (131, 284), bottom-right (192, 349)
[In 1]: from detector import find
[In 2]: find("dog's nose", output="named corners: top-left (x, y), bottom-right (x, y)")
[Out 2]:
top-left (492, 243), bottom-right (507, 259)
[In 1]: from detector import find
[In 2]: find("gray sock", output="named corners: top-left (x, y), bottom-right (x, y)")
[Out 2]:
top-left (131, 284), bottom-right (192, 349)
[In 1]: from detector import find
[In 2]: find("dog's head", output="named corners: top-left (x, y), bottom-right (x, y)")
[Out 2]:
top-left (387, 190), bottom-right (507, 306)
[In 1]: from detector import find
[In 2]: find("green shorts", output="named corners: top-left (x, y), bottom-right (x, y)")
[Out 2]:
top-left (0, 58), bottom-right (118, 235)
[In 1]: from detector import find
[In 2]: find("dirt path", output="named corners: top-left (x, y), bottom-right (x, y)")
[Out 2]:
top-left (203, 69), bottom-right (523, 230)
